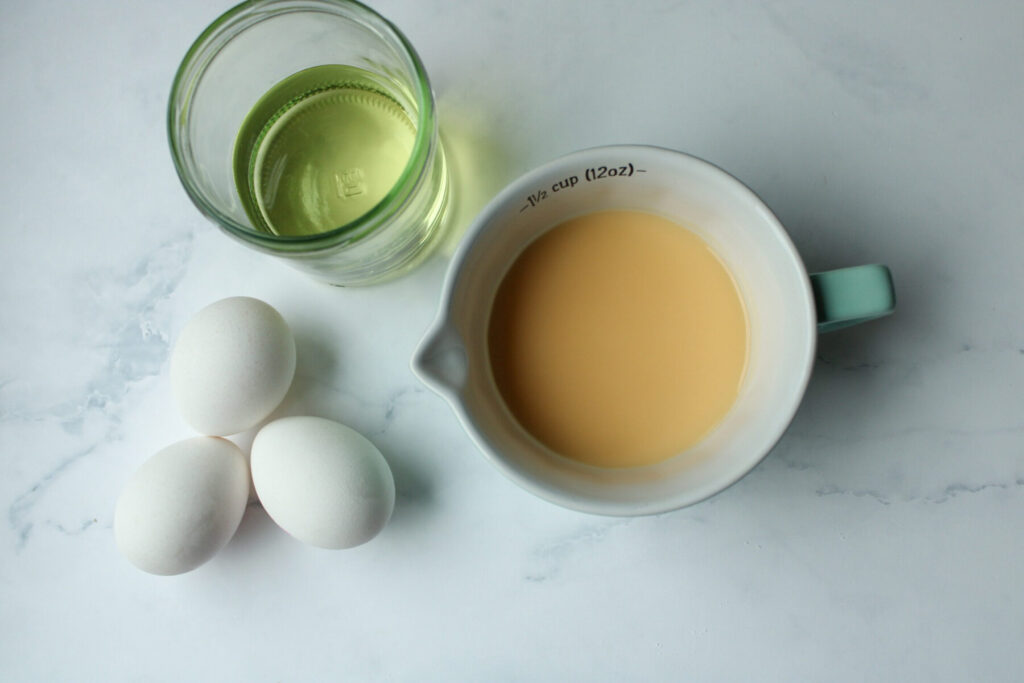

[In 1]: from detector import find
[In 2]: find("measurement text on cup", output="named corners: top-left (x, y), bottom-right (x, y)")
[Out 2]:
top-left (519, 162), bottom-right (647, 212)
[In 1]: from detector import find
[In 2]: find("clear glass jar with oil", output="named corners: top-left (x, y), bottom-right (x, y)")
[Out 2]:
top-left (169, 0), bottom-right (450, 286)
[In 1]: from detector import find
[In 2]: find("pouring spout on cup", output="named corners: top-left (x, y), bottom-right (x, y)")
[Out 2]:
top-left (412, 321), bottom-right (469, 397)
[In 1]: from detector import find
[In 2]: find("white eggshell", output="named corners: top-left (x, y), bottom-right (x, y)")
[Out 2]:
top-left (251, 416), bottom-right (395, 549)
top-left (170, 296), bottom-right (296, 436)
top-left (114, 437), bottom-right (250, 575)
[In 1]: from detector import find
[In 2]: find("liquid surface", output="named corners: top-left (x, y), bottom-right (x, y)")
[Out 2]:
top-left (233, 65), bottom-right (416, 237)
top-left (488, 210), bottom-right (749, 468)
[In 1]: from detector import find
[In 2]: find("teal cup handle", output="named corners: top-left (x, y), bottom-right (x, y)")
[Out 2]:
top-left (810, 264), bottom-right (895, 333)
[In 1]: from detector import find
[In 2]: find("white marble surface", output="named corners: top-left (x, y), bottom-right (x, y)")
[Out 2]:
top-left (2, 0), bottom-right (1022, 680)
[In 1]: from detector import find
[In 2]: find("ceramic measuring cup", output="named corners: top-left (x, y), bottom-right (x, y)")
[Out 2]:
top-left (413, 145), bottom-right (894, 515)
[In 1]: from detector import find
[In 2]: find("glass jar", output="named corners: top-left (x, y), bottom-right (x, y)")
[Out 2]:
top-left (168, 0), bottom-right (450, 286)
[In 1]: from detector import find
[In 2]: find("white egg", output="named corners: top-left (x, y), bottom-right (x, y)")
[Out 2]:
top-left (114, 437), bottom-right (250, 575)
top-left (170, 296), bottom-right (296, 436)
top-left (251, 416), bottom-right (395, 549)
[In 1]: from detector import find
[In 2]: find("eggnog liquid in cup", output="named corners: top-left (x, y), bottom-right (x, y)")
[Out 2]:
top-left (488, 210), bottom-right (749, 468)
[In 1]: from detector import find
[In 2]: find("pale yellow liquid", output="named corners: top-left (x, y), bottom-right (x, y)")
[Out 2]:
top-left (233, 65), bottom-right (416, 237)
top-left (488, 210), bottom-right (749, 468)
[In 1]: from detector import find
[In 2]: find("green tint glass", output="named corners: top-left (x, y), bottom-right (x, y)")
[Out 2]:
top-left (168, 0), bottom-right (450, 286)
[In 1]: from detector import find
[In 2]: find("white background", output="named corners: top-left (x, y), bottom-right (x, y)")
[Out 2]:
top-left (2, 1), bottom-right (1022, 680)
